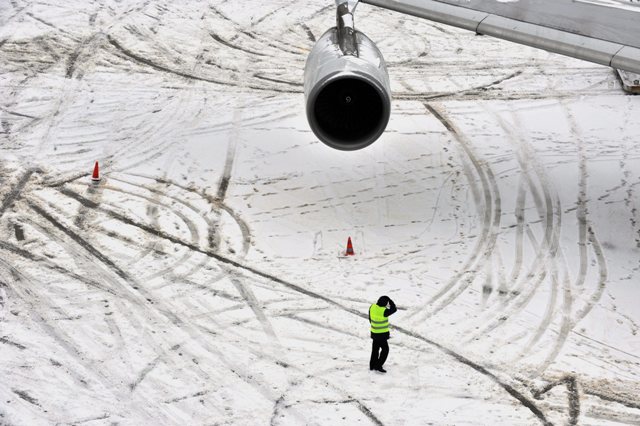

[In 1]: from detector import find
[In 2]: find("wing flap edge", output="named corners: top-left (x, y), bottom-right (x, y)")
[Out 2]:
top-left (362, 0), bottom-right (640, 74)
top-left (477, 15), bottom-right (621, 68)
top-left (611, 46), bottom-right (640, 74)
top-left (363, 0), bottom-right (488, 32)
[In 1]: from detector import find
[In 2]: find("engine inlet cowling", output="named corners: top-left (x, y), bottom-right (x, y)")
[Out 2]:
top-left (304, 28), bottom-right (391, 151)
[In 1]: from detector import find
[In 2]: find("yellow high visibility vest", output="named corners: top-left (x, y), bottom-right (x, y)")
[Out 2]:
top-left (369, 304), bottom-right (389, 333)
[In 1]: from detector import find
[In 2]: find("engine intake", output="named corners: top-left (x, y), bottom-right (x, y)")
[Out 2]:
top-left (304, 28), bottom-right (391, 151)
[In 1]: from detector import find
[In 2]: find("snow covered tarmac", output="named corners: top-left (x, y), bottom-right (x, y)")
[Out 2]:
top-left (1, 1), bottom-right (639, 424)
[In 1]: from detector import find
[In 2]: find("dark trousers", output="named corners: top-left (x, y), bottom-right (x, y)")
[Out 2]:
top-left (370, 338), bottom-right (389, 369)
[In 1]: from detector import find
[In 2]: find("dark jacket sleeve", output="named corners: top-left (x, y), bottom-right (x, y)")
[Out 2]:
top-left (384, 299), bottom-right (397, 317)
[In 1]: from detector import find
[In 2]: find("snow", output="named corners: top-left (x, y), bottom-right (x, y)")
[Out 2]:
top-left (1, 1), bottom-right (640, 425)
top-left (576, 0), bottom-right (640, 12)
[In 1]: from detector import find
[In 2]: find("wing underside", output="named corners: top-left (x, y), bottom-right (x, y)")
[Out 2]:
top-left (361, 0), bottom-right (640, 74)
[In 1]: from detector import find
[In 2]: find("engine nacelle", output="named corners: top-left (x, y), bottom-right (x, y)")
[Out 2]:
top-left (304, 28), bottom-right (391, 151)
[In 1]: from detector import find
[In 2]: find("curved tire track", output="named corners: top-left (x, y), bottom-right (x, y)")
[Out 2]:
top-left (408, 103), bottom-right (501, 324)
top-left (33, 182), bottom-right (551, 424)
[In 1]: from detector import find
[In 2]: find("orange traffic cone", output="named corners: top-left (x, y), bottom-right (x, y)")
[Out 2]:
top-left (345, 237), bottom-right (355, 256)
top-left (91, 161), bottom-right (101, 183)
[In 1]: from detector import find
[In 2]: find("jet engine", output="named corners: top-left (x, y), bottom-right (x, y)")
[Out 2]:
top-left (304, 6), bottom-right (391, 151)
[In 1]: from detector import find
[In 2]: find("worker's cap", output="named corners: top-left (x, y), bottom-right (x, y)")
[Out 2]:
top-left (377, 295), bottom-right (390, 306)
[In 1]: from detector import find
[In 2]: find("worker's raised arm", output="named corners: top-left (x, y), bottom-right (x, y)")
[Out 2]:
top-left (384, 298), bottom-right (397, 317)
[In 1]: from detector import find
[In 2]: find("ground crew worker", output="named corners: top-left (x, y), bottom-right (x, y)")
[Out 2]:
top-left (369, 295), bottom-right (397, 373)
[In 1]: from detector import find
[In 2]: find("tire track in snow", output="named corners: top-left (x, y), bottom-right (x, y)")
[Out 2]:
top-left (229, 273), bottom-right (279, 339)
top-left (211, 108), bottom-right (240, 251)
top-left (516, 241), bottom-right (565, 362)
top-left (463, 233), bottom-right (544, 342)
top-left (46, 182), bottom-right (551, 424)
top-left (64, 174), bottom-right (251, 285)
top-left (449, 154), bottom-right (501, 307)
top-left (119, 174), bottom-right (250, 250)
top-left (103, 303), bottom-right (126, 353)
top-left (251, 3), bottom-right (290, 27)
top-left (509, 177), bottom-right (527, 286)
top-left (102, 0), bottom-right (153, 32)
top-left (493, 248), bottom-right (510, 301)
top-left (530, 104), bottom-right (609, 375)
top-left (617, 106), bottom-right (640, 278)
top-left (467, 185), bottom-right (559, 342)
top-left (65, 32), bottom-right (103, 79)
top-left (24, 196), bottom-right (188, 397)
top-left (157, 276), bottom-right (243, 303)
top-left (12, 389), bottom-right (40, 407)
top-left (480, 103), bottom-right (608, 373)
top-left (25, 12), bottom-right (77, 39)
top-left (571, 103), bottom-right (590, 294)
top-left (535, 225), bottom-right (608, 376)
top-left (396, 89), bottom-right (613, 103)
top-left (180, 95), bottom-right (298, 137)
top-left (408, 103), bottom-right (500, 323)
top-left (211, 108), bottom-right (278, 341)
top-left (0, 252), bottom-right (205, 421)
top-left (408, 105), bottom-right (490, 320)
top-left (199, 318), bottom-right (376, 425)
top-left (32, 179), bottom-right (293, 408)
top-left (299, 23), bottom-right (316, 42)
top-left (25, 197), bottom-right (285, 412)
top-left (20, 206), bottom-right (164, 371)
top-left (532, 375), bottom-right (580, 425)
top-left (281, 312), bottom-right (439, 355)
top-left (583, 387), bottom-right (640, 411)
top-left (106, 34), bottom-right (300, 94)
top-left (236, 28), bottom-right (306, 56)
top-left (205, 2), bottom-right (309, 90)
top-left (487, 113), bottom-right (560, 339)
top-left (0, 239), bottom-right (127, 299)
top-left (0, 168), bottom-right (37, 218)
top-left (396, 324), bottom-right (551, 425)
top-left (29, 199), bottom-right (140, 284)
top-left (209, 5), bottom-right (303, 55)
top-left (129, 344), bottom-right (180, 392)
top-left (77, 169), bottom-right (247, 282)
top-left (104, 93), bottom-right (194, 174)
top-left (68, 184), bottom-right (202, 274)
top-left (495, 109), bottom-right (559, 292)
top-left (0, 336), bottom-right (26, 350)
top-left (97, 189), bottom-right (210, 282)
top-left (463, 110), bottom-right (562, 349)
top-left (0, 257), bottom-right (118, 393)
top-left (272, 390), bottom-right (384, 426)
top-left (106, 34), bottom-right (235, 86)
top-left (2, 0), bottom-right (27, 27)
top-left (153, 175), bottom-right (253, 257)
top-left (395, 70), bottom-right (523, 102)
top-left (124, 181), bottom-right (163, 268)
top-left (210, 32), bottom-right (268, 57)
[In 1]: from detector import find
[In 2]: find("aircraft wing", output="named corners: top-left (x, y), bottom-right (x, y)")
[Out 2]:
top-left (361, 0), bottom-right (640, 74)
